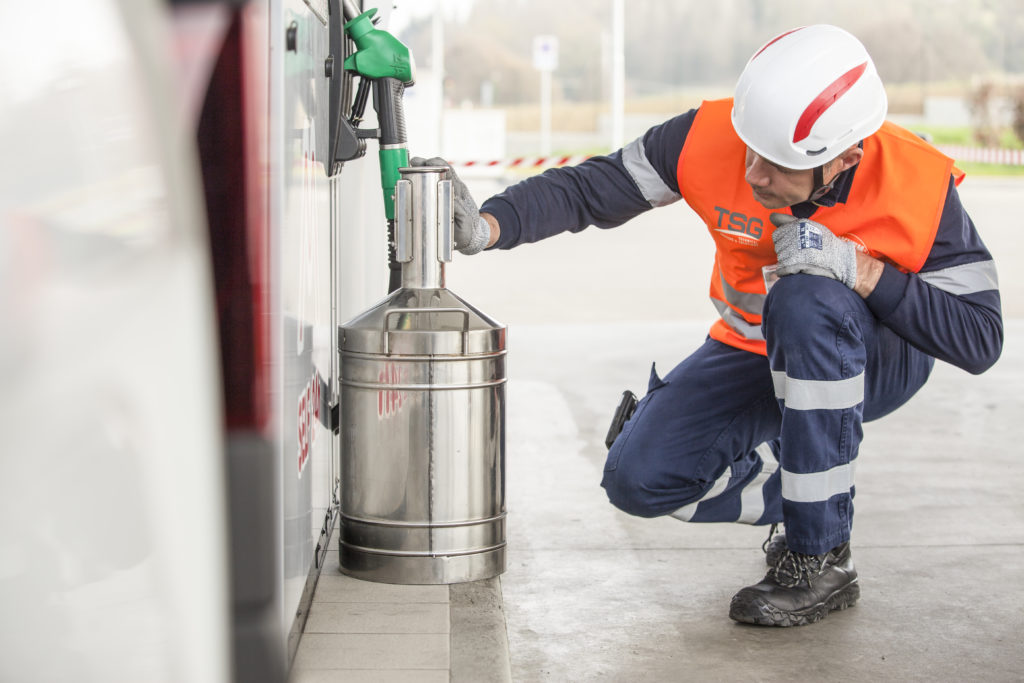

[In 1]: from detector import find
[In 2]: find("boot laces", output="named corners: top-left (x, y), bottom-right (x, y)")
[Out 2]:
top-left (770, 547), bottom-right (828, 589)
top-left (761, 523), bottom-right (779, 555)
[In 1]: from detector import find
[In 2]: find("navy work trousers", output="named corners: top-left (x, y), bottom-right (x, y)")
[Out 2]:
top-left (600, 274), bottom-right (935, 555)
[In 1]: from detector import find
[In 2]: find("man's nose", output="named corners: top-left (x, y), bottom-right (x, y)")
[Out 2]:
top-left (745, 155), bottom-right (771, 187)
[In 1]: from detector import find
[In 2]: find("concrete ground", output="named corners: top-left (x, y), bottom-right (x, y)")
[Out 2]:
top-left (500, 319), bottom-right (1023, 682)
top-left (290, 176), bottom-right (1024, 681)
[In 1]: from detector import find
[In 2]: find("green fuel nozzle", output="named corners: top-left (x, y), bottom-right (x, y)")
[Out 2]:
top-left (342, 8), bottom-right (414, 221)
top-left (342, 9), bottom-right (415, 86)
top-left (338, 6), bottom-right (416, 290)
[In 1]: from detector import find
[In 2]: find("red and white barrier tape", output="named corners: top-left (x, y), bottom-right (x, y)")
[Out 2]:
top-left (938, 145), bottom-right (1024, 166)
top-left (450, 154), bottom-right (593, 169)
top-left (451, 147), bottom-right (1024, 169)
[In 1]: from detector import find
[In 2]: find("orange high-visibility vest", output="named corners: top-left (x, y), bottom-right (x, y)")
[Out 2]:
top-left (677, 98), bottom-right (964, 355)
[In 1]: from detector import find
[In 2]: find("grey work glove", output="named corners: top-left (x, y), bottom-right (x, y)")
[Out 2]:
top-left (410, 157), bottom-right (490, 255)
top-left (769, 213), bottom-right (857, 289)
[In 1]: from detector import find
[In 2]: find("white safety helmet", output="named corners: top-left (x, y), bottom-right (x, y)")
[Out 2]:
top-left (732, 25), bottom-right (887, 170)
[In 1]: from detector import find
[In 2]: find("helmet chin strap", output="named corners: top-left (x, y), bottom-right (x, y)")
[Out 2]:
top-left (807, 164), bottom-right (835, 204)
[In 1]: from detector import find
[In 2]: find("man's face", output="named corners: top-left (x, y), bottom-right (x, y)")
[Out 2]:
top-left (743, 148), bottom-right (816, 209)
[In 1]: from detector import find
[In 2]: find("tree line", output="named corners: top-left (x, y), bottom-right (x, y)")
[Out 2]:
top-left (399, 0), bottom-right (1024, 107)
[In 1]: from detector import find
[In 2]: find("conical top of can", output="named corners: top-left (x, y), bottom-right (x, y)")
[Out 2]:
top-left (339, 286), bottom-right (505, 356)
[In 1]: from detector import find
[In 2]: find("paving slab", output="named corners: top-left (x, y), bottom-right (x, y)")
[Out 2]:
top-left (290, 531), bottom-right (511, 682)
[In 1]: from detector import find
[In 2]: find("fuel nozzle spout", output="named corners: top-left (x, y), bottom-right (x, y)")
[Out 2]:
top-left (393, 166), bottom-right (454, 291)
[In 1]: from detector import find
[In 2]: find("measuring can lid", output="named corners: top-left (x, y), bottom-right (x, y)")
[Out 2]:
top-left (339, 287), bottom-right (506, 357)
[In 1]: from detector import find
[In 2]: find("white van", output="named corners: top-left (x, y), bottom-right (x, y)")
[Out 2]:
top-left (0, 0), bottom-right (391, 680)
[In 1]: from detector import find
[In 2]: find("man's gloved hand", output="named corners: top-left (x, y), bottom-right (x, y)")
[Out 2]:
top-left (410, 157), bottom-right (490, 255)
top-left (769, 213), bottom-right (857, 289)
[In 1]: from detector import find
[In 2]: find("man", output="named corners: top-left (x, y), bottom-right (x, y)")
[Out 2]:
top-left (418, 24), bottom-right (1003, 626)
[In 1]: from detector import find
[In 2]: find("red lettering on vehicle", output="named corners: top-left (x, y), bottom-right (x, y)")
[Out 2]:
top-left (297, 369), bottom-right (323, 477)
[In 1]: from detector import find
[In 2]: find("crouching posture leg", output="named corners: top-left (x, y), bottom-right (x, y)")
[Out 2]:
top-left (603, 273), bottom-right (933, 626)
top-left (600, 338), bottom-right (784, 528)
top-left (729, 274), bottom-right (933, 626)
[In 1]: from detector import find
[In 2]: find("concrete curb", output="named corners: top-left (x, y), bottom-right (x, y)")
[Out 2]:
top-left (449, 577), bottom-right (513, 683)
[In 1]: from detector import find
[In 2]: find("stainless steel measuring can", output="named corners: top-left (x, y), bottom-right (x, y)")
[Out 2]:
top-left (338, 167), bottom-right (507, 584)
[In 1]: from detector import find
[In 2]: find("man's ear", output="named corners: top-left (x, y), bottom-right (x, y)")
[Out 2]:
top-left (836, 145), bottom-right (864, 172)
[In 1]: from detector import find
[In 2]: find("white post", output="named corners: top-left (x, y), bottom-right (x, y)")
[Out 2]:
top-left (611, 0), bottom-right (625, 150)
top-left (540, 69), bottom-right (551, 156)
top-left (533, 35), bottom-right (558, 157)
top-left (432, 3), bottom-right (444, 153)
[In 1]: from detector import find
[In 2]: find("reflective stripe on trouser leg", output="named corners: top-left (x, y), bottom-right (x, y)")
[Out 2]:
top-left (763, 274), bottom-right (867, 556)
top-left (602, 276), bottom-right (933, 538)
top-left (600, 340), bottom-right (783, 521)
top-left (670, 440), bottom-right (781, 524)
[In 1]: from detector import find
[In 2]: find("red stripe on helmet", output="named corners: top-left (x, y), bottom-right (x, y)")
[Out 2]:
top-left (751, 27), bottom-right (805, 61)
top-left (793, 62), bottom-right (868, 144)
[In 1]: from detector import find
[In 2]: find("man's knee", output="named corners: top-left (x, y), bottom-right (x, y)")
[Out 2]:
top-left (763, 273), bottom-right (864, 347)
top-left (601, 442), bottom-right (705, 518)
top-left (601, 463), bottom-right (665, 518)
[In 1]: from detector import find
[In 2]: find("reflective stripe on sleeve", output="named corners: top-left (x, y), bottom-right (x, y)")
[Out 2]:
top-left (919, 259), bottom-right (999, 295)
top-left (622, 136), bottom-right (682, 207)
top-left (771, 370), bottom-right (864, 410)
top-left (781, 461), bottom-right (856, 503)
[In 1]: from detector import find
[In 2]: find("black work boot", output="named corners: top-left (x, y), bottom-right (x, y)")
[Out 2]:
top-left (765, 532), bottom-right (786, 565)
top-left (761, 523), bottom-right (787, 566)
top-left (730, 542), bottom-right (859, 627)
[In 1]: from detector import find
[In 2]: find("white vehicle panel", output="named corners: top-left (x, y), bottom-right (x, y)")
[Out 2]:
top-left (0, 0), bottom-right (229, 681)
top-left (272, 0), bottom-right (337, 640)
